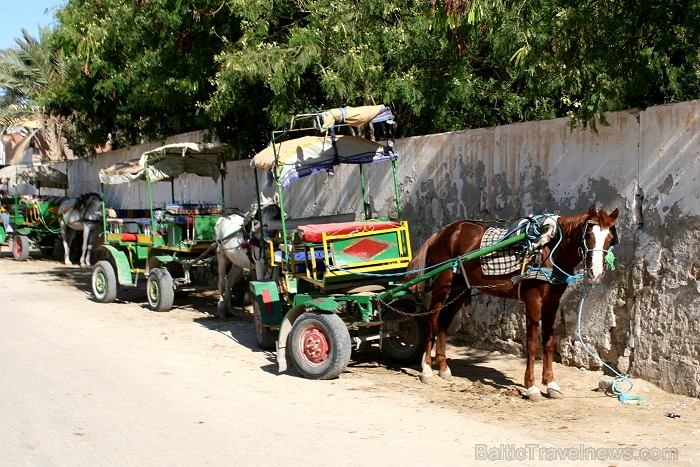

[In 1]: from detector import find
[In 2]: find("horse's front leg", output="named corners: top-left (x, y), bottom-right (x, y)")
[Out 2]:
top-left (420, 309), bottom-right (438, 384)
top-left (541, 298), bottom-right (563, 398)
top-left (434, 292), bottom-right (466, 381)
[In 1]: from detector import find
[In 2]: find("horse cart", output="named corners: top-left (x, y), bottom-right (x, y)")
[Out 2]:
top-left (90, 142), bottom-right (239, 311)
top-left (0, 164), bottom-right (68, 260)
top-left (248, 105), bottom-right (554, 381)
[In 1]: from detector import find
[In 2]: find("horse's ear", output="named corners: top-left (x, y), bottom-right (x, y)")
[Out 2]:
top-left (588, 204), bottom-right (598, 217)
top-left (609, 208), bottom-right (619, 221)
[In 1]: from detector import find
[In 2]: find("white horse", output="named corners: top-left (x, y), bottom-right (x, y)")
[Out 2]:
top-left (59, 193), bottom-right (103, 267)
top-left (215, 194), bottom-right (280, 318)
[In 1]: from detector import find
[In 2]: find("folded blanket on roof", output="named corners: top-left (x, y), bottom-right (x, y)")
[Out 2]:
top-left (318, 105), bottom-right (394, 130)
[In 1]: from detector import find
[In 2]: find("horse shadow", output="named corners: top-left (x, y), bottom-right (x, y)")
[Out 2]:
top-left (348, 342), bottom-right (519, 391)
top-left (441, 354), bottom-right (520, 389)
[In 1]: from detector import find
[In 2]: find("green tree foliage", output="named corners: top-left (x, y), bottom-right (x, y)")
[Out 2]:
top-left (0, 28), bottom-right (68, 161)
top-left (24, 0), bottom-right (700, 158)
top-left (206, 0), bottom-right (553, 137)
top-left (438, 0), bottom-right (700, 130)
top-left (50, 0), bottom-right (266, 156)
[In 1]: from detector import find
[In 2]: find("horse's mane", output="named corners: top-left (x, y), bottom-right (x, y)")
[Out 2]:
top-left (556, 206), bottom-right (615, 238)
top-left (555, 212), bottom-right (589, 238)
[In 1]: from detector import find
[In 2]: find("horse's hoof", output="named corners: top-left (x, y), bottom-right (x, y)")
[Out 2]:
top-left (214, 306), bottom-right (227, 320)
top-left (525, 386), bottom-right (542, 401)
top-left (438, 368), bottom-right (453, 380)
top-left (547, 382), bottom-right (564, 399)
top-left (420, 372), bottom-right (434, 384)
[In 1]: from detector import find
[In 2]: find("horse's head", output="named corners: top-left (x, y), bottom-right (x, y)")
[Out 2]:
top-left (79, 193), bottom-right (103, 222)
top-left (581, 205), bottom-right (619, 285)
top-left (249, 192), bottom-right (282, 240)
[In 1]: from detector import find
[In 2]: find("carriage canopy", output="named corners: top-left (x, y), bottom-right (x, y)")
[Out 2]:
top-left (253, 104), bottom-right (397, 188)
top-left (253, 135), bottom-right (398, 188)
top-left (0, 164), bottom-right (68, 189)
top-left (252, 134), bottom-right (397, 188)
top-left (99, 142), bottom-right (235, 185)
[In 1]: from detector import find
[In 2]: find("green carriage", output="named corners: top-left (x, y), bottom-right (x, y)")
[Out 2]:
top-left (0, 164), bottom-right (67, 260)
top-left (90, 142), bottom-right (237, 311)
top-left (248, 105), bottom-right (426, 379)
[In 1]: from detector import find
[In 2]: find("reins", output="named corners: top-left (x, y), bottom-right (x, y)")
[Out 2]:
top-left (577, 286), bottom-right (646, 405)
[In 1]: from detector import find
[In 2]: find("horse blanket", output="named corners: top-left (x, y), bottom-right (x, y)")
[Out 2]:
top-left (480, 227), bottom-right (524, 275)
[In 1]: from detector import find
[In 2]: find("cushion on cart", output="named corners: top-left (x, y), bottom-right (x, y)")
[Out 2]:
top-left (298, 221), bottom-right (400, 243)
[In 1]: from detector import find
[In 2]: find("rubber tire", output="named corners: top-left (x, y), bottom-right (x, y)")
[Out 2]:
top-left (381, 300), bottom-right (426, 364)
top-left (39, 237), bottom-right (57, 256)
top-left (147, 268), bottom-right (175, 312)
top-left (231, 278), bottom-right (253, 307)
top-left (289, 312), bottom-right (351, 380)
top-left (253, 299), bottom-right (277, 350)
top-left (92, 260), bottom-right (118, 303)
top-left (12, 235), bottom-right (30, 261)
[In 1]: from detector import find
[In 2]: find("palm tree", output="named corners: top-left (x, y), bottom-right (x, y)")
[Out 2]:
top-left (0, 27), bottom-right (67, 163)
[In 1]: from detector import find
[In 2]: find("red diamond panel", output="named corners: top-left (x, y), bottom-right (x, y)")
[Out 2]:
top-left (340, 238), bottom-right (391, 261)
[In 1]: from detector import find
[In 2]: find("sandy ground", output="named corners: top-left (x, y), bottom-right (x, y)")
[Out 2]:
top-left (1, 249), bottom-right (699, 466)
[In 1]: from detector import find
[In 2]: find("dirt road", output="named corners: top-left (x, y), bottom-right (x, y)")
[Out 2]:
top-left (1, 250), bottom-right (698, 466)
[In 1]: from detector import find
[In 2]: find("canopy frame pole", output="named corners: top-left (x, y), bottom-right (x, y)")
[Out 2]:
top-left (220, 164), bottom-right (226, 209)
top-left (359, 164), bottom-right (371, 220)
top-left (392, 159), bottom-right (401, 220)
top-left (100, 182), bottom-right (107, 235)
top-left (145, 162), bottom-right (156, 241)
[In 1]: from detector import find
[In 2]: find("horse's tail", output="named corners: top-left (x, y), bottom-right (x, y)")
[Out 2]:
top-left (404, 231), bottom-right (439, 293)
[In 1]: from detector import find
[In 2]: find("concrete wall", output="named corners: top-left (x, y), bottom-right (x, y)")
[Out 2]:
top-left (68, 101), bottom-right (700, 397)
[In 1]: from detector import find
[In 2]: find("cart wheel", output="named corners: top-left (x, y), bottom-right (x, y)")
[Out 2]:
top-left (253, 299), bottom-right (277, 350)
top-left (289, 312), bottom-right (351, 380)
top-left (39, 237), bottom-right (57, 256)
top-left (231, 278), bottom-right (253, 307)
top-left (12, 235), bottom-right (30, 261)
top-left (381, 300), bottom-right (426, 364)
top-left (147, 268), bottom-right (175, 312)
top-left (92, 260), bottom-right (118, 303)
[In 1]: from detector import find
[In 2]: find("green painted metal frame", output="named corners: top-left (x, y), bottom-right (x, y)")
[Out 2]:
top-left (2, 164), bottom-right (66, 246)
top-left (98, 147), bottom-right (232, 287)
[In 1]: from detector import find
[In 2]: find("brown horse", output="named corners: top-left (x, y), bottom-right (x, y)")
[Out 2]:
top-left (405, 204), bottom-right (619, 400)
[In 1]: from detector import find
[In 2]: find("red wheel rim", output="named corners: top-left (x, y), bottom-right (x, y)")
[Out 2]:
top-left (13, 238), bottom-right (21, 257)
top-left (297, 325), bottom-right (329, 366)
